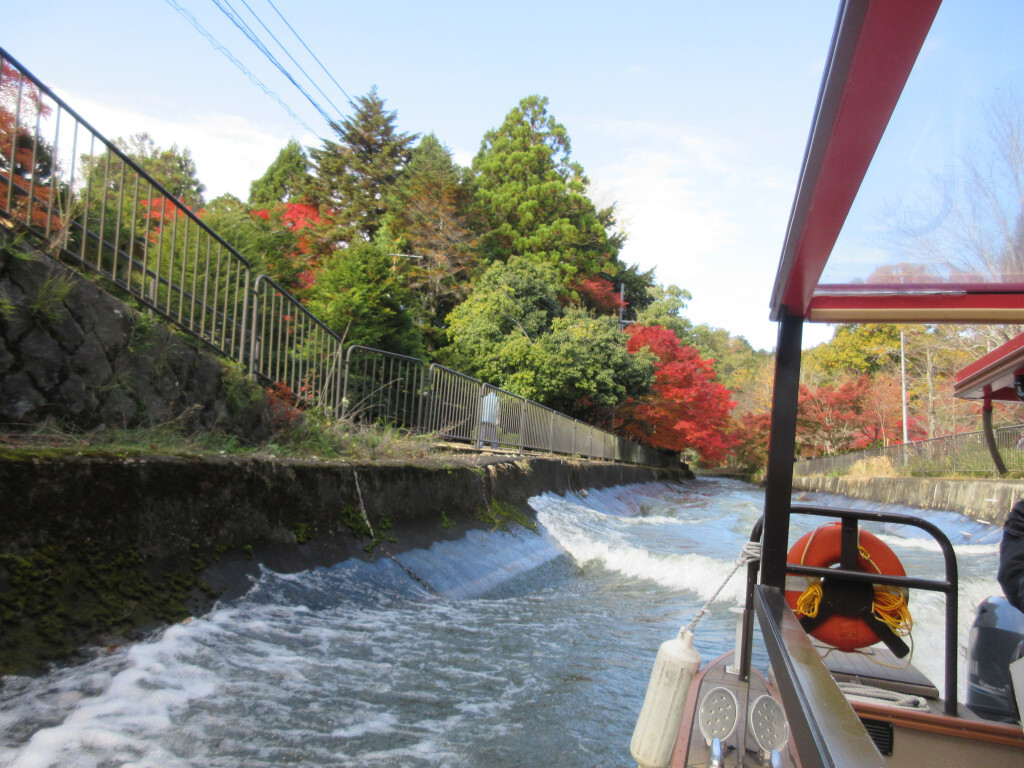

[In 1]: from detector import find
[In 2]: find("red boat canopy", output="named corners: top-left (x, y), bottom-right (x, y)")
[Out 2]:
top-left (954, 333), bottom-right (1024, 403)
top-left (769, 0), bottom-right (1024, 326)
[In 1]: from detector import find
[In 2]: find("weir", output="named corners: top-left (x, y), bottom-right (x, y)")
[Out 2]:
top-left (0, 450), bottom-right (681, 675)
top-left (0, 478), bottom-right (1001, 767)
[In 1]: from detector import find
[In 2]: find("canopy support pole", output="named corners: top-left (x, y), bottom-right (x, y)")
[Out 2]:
top-left (761, 311), bottom-right (803, 589)
top-left (982, 387), bottom-right (1008, 476)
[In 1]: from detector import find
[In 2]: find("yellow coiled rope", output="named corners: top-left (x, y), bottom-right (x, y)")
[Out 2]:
top-left (795, 582), bottom-right (823, 618)
top-left (792, 541), bottom-right (913, 638)
top-left (858, 543), bottom-right (913, 638)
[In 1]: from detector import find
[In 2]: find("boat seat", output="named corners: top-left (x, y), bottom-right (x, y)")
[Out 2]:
top-left (813, 640), bottom-right (941, 699)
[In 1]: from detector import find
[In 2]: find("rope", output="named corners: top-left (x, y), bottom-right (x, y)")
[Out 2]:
top-left (837, 681), bottom-right (929, 710)
top-left (792, 533), bottom-right (914, 646)
top-left (685, 542), bottom-right (761, 633)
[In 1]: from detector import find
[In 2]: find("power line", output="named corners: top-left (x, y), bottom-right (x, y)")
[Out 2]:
top-left (172, 0), bottom-right (471, 252)
top-left (245, 0), bottom-right (353, 118)
top-left (211, 0), bottom-right (336, 127)
top-left (262, 0), bottom-right (356, 113)
top-left (163, 0), bottom-right (316, 135)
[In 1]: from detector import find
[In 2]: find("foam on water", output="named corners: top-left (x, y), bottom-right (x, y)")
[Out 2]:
top-left (0, 478), bottom-right (1009, 766)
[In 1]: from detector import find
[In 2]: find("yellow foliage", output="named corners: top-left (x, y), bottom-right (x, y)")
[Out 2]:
top-left (845, 456), bottom-right (905, 478)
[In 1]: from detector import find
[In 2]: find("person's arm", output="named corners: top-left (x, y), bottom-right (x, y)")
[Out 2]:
top-left (998, 500), bottom-right (1024, 613)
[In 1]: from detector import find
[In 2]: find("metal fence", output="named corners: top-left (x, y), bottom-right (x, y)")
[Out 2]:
top-left (1, 50), bottom-right (254, 364)
top-left (0, 47), bottom-right (673, 469)
top-left (793, 424), bottom-right (1024, 477)
top-left (250, 275), bottom-right (346, 413)
top-left (341, 346), bottom-right (425, 429)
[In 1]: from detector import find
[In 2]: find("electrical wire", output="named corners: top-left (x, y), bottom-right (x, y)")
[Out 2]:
top-left (168, 0), bottom-right (523, 255)
top-left (211, 0), bottom-right (336, 126)
top-left (236, 0), bottom-right (349, 120)
top-left (163, 0), bottom-right (316, 135)
top-left (262, 0), bottom-right (356, 112)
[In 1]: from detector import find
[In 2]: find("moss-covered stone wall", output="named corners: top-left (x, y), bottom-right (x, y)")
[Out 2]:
top-left (0, 453), bottom-right (678, 674)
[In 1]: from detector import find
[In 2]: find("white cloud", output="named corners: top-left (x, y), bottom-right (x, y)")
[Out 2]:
top-left (596, 151), bottom-right (735, 285)
top-left (53, 91), bottom-right (299, 202)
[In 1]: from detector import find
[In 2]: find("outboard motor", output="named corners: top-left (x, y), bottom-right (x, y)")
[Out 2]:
top-left (967, 596), bottom-right (1024, 722)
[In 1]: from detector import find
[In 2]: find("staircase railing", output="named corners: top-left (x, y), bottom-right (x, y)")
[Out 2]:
top-left (0, 46), bottom-right (675, 469)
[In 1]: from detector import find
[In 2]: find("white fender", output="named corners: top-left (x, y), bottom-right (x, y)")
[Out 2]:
top-left (630, 628), bottom-right (701, 768)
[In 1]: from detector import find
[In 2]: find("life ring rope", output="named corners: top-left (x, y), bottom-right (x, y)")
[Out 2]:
top-left (795, 581), bottom-right (823, 618)
top-left (785, 523), bottom-right (914, 657)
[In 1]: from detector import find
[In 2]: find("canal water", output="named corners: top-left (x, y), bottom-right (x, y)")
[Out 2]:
top-left (0, 478), bottom-right (1003, 767)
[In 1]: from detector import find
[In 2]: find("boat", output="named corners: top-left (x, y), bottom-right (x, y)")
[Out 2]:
top-left (631, 1), bottom-right (1024, 766)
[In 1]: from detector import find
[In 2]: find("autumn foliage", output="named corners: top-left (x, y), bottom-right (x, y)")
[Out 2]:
top-left (617, 324), bottom-right (736, 463)
top-left (0, 60), bottom-right (62, 231)
top-left (252, 201), bottom-right (324, 289)
top-left (573, 276), bottom-right (625, 315)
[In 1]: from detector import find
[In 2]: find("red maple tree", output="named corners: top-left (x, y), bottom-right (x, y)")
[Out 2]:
top-left (572, 276), bottom-right (625, 315)
top-left (252, 201), bottom-right (324, 289)
top-left (617, 324), bottom-right (736, 463)
top-left (0, 60), bottom-right (61, 231)
top-left (729, 410), bottom-right (773, 470)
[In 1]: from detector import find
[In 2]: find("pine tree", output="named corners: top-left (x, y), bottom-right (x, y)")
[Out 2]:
top-left (470, 95), bottom-right (621, 285)
top-left (308, 88), bottom-right (416, 249)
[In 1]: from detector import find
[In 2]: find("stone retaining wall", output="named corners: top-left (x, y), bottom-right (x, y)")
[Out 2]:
top-left (792, 474), bottom-right (1024, 524)
top-left (0, 229), bottom-right (272, 440)
top-left (0, 452), bottom-right (680, 675)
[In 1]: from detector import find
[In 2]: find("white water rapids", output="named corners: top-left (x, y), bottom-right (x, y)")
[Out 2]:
top-left (0, 478), bottom-right (1003, 767)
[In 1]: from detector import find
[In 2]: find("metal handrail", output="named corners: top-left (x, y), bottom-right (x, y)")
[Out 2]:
top-left (250, 275), bottom-right (346, 413)
top-left (738, 504), bottom-right (961, 767)
top-left (341, 345), bottom-right (425, 428)
top-left (1, 46), bottom-right (253, 363)
top-left (0, 46), bottom-right (675, 469)
top-left (746, 505), bottom-right (959, 717)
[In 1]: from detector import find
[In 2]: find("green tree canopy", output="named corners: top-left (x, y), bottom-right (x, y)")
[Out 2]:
top-left (118, 132), bottom-right (206, 207)
top-left (442, 256), bottom-right (652, 420)
top-left (470, 95), bottom-right (621, 285)
top-left (442, 256), bottom-right (562, 381)
top-left (807, 324), bottom-right (902, 377)
top-left (528, 308), bottom-right (655, 422)
top-left (305, 240), bottom-right (421, 356)
top-left (689, 324), bottom-right (770, 398)
top-left (308, 88), bottom-right (417, 248)
top-left (636, 284), bottom-right (695, 343)
top-left (249, 139), bottom-right (311, 208)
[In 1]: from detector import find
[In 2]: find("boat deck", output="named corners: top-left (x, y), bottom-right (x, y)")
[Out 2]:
top-left (669, 652), bottom-right (798, 768)
top-left (814, 641), bottom-right (940, 699)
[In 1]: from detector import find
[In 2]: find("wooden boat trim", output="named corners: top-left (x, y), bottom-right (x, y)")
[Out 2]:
top-left (850, 700), bottom-right (1024, 749)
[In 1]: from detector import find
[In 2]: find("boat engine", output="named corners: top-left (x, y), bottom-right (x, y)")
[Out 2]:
top-left (967, 596), bottom-right (1024, 722)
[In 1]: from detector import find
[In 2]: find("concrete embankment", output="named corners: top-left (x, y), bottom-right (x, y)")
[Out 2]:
top-left (792, 474), bottom-right (1024, 524)
top-left (0, 453), bottom-right (681, 675)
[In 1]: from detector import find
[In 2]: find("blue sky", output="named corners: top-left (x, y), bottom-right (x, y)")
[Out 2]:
top-left (11, 1), bottom-right (1004, 352)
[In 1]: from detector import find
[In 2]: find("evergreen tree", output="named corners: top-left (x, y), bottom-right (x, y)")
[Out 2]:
top-left (307, 88), bottom-right (416, 249)
top-left (304, 239), bottom-right (421, 356)
top-left (442, 257), bottom-right (652, 420)
top-left (390, 133), bottom-right (476, 348)
top-left (248, 139), bottom-right (311, 207)
top-left (443, 256), bottom-right (562, 383)
top-left (470, 95), bottom-right (622, 285)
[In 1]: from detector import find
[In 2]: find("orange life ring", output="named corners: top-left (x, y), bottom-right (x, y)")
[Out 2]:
top-left (784, 522), bottom-right (911, 656)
